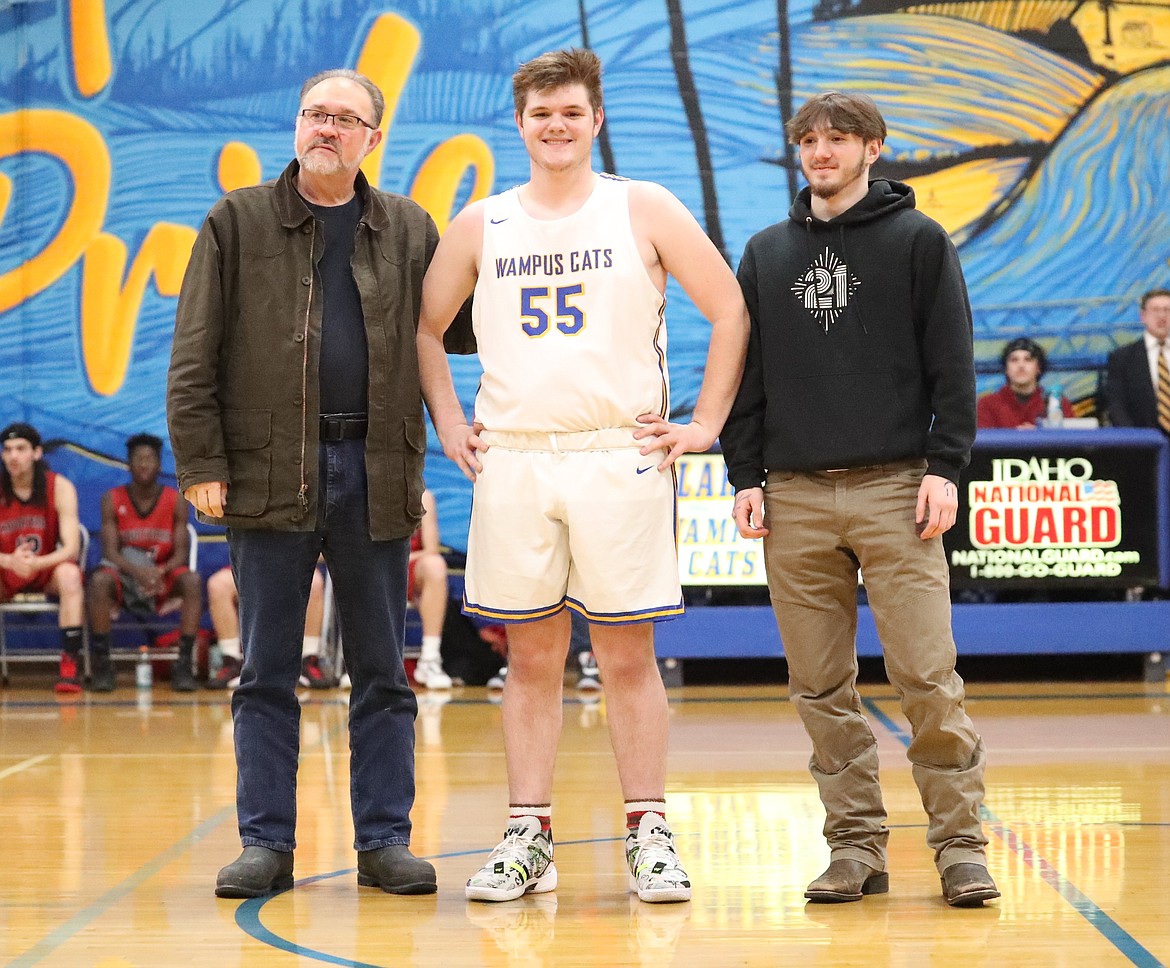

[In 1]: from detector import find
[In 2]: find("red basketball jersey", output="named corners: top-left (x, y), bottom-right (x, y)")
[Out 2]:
top-left (110, 485), bottom-right (179, 564)
top-left (0, 470), bottom-right (59, 559)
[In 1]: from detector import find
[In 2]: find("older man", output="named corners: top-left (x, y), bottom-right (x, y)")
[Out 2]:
top-left (168, 69), bottom-right (437, 898)
top-left (1106, 289), bottom-right (1170, 433)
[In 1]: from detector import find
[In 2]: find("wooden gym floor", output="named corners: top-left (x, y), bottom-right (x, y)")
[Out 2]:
top-left (1, 671), bottom-right (1168, 967)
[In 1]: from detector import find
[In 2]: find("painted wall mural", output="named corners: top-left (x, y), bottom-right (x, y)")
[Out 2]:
top-left (3, 0), bottom-right (1168, 550)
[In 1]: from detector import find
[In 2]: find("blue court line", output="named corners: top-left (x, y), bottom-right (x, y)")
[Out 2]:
top-left (9, 700), bottom-right (353, 966)
top-left (989, 818), bottom-right (1164, 968)
top-left (9, 807), bottom-right (236, 967)
top-left (235, 888), bottom-right (384, 968)
top-left (862, 696), bottom-right (1165, 968)
top-left (235, 838), bottom-right (624, 967)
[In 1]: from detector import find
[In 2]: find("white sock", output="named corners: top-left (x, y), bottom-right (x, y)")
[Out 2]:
top-left (218, 636), bottom-right (241, 660)
top-left (510, 804), bottom-right (551, 833)
top-left (302, 635), bottom-right (320, 657)
top-left (420, 634), bottom-right (442, 662)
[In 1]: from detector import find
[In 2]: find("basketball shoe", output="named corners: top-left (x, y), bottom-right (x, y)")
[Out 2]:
top-left (299, 654), bottom-right (336, 689)
top-left (626, 813), bottom-right (691, 903)
top-left (575, 650), bottom-right (601, 692)
top-left (413, 657), bottom-right (453, 689)
top-left (88, 652), bottom-right (115, 692)
top-left (55, 652), bottom-right (82, 694)
top-left (204, 655), bottom-right (241, 690)
top-left (466, 816), bottom-right (557, 902)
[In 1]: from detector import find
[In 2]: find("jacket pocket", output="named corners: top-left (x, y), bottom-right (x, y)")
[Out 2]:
top-left (223, 409), bottom-right (272, 517)
top-left (375, 232), bottom-right (407, 267)
top-left (403, 415), bottom-right (426, 517)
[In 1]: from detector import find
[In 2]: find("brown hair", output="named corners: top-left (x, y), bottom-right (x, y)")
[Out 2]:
top-left (1140, 289), bottom-right (1170, 310)
top-left (299, 69), bottom-right (385, 127)
top-left (512, 48), bottom-right (603, 115)
top-left (786, 92), bottom-right (886, 145)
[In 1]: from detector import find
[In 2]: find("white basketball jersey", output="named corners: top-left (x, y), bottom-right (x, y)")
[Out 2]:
top-left (472, 174), bottom-right (668, 433)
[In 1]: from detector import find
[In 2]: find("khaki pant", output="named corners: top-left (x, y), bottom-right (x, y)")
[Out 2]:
top-left (763, 459), bottom-right (988, 873)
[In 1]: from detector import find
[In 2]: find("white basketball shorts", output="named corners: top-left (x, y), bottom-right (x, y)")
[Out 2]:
top-left (463, 429), bottom-right (684, 625)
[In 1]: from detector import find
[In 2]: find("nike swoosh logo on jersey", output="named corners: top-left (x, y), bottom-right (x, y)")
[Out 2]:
top-left (636, 466), bottom-right (656, 475)
top-left (490, 217), bottom-right (509, 224)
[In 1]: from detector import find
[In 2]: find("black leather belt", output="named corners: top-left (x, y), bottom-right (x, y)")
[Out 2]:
top-left (320, 413), bottom-right (368, 441)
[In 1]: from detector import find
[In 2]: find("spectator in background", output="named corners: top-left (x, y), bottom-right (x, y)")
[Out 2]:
top-left (0, 423), bottom-right (85, 693)
top-left (409, 490), bottom-right (453, 690)
top-left (977, 338), bottom-right (1074, 429)
top-left (86, 433), bottom-right (203, 692)
top-left (1106, 289), bottom-right (1170, 434)
top-left (331, 490), bottom-right (453, 691)
top-left (206, 564), bottom-right (328, 690)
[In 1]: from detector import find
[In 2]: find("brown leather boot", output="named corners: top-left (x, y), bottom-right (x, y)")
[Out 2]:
top-left (804, 858), bottom-right (888, 903)
top-left (941, 863), bottom-right (1000, 907)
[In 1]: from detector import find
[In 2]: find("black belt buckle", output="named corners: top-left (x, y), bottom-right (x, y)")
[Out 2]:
top-left (320, 414), bottom-right (368, 442)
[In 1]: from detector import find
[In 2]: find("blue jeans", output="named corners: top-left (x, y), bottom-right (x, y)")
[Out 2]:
top-left (228, 439), bottom-right (416, 852)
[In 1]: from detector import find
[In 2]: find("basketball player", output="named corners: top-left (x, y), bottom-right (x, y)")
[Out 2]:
top-left (0, 422), bottom-right (85, 692)
top-left (408, 489), bottom-right (453, 690)
top-left (205, 562), bottom-right (328, 690)
top-left (416, 49), bottom-right (748, 903)
top-left (86, 433), bottom-right (202, 692)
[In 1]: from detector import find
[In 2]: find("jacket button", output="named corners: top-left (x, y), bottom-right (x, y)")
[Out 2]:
top-left (294, 333), bottom-right (305, 342)
top-left (301, 275), bottom-right (311, 285)
top-left (302, 224), bottom-right (312, 234)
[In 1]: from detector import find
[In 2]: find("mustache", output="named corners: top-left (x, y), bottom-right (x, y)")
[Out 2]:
top-left (307, 137), bottom-right (339, 152)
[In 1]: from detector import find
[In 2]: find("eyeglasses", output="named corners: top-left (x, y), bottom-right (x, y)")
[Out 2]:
top-left (298, 109), bottom-right (375, 131)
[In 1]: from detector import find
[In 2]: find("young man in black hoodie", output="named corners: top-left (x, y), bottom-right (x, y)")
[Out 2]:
top-left (720, 92), bottom-right (999, 908)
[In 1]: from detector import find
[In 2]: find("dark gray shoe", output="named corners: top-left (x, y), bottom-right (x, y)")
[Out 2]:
top-left (88, 653), bottom-right (115, 693)
top-left (805, 859), bottom-right (889, 903)
top-left (171, 645), bottom-right (196, 692)
top-left (215, 846), bottom-right (294, 898)
top-left (941, 863), bottom-right (1000, 907)
top-left (357, 845), bottom-right (437, 894)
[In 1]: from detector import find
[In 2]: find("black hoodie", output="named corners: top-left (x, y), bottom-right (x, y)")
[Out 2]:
top-left (720, 179), bottom-right (976, 488)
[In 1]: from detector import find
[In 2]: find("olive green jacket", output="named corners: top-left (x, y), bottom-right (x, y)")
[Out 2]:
top-left (167, 160), bottom-right (437, 539)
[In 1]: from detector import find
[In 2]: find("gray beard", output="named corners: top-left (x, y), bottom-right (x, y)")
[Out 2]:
top-left (299, 153), bottom-right (343, 177)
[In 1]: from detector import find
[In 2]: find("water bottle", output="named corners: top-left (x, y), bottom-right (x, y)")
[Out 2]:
top-left (1046, 385), bottom-right (1063, 428)
top-left (135, 645), bottom-right (153, 688)
top-left (207, 642), bottom-right (222, 682)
